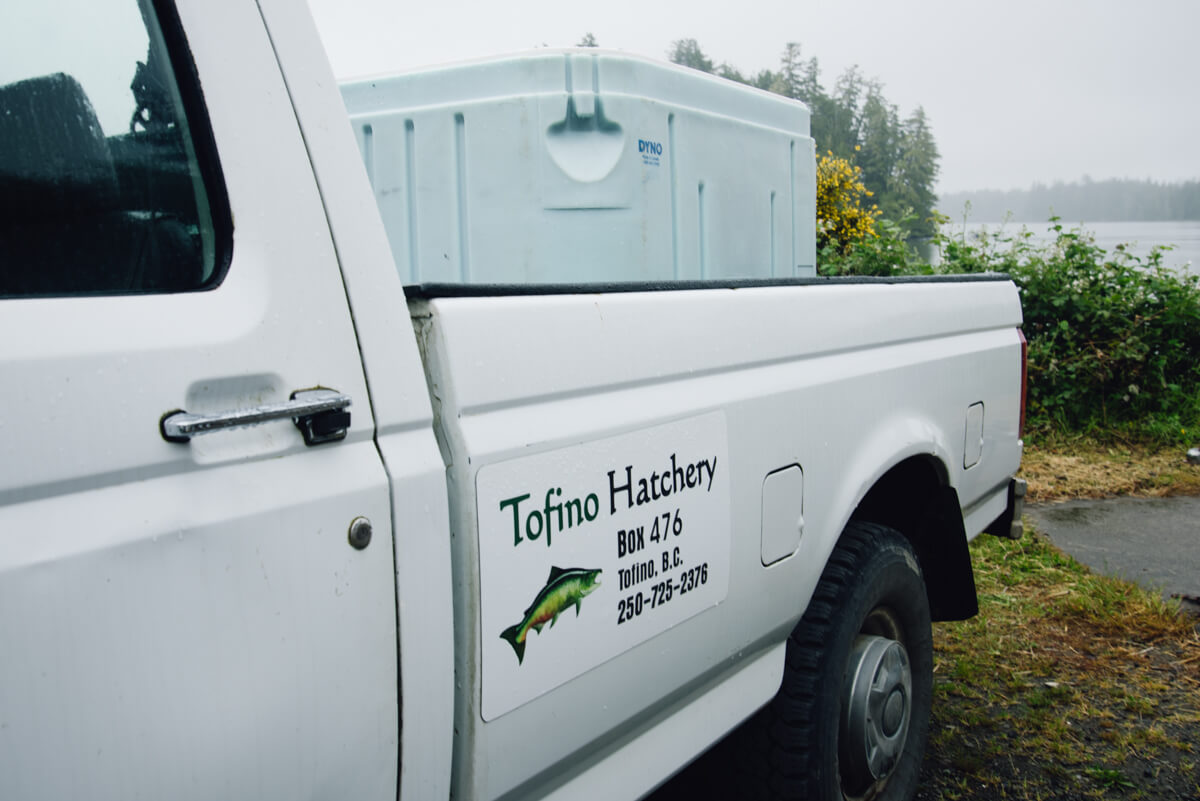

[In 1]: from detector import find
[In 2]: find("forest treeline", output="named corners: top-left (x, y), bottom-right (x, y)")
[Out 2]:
top-left (578, 34), bottom-right (942, 238)
top-left (667, 39), bottom-right (941, 238)
top-left (939, 178), bottom-right (1200, 222)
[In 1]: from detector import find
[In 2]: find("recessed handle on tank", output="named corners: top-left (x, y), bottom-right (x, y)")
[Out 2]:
top-left (160, 388), bottom-right (351, 446)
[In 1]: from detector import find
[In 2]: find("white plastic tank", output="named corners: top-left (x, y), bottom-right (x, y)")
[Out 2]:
top-left (340, 49), bottom-right (816, 285)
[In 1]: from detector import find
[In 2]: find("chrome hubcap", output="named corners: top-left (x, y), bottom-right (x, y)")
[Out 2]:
top-left (840, 634), bottom-right (912, 790)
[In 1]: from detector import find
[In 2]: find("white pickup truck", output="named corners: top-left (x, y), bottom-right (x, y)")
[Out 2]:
top-left (0, 2), bottom-right (1025, 800)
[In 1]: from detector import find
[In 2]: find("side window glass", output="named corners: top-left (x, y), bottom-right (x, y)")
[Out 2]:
top-left (0, 0), bottom-right (228, 298)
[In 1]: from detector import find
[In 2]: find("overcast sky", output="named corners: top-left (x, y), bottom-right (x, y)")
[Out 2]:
top-left (308, 0), bottom-right (1199, 194)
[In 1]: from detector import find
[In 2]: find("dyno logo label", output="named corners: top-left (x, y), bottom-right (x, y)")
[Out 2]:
top-left (638, 138), bottom-right (663, 166)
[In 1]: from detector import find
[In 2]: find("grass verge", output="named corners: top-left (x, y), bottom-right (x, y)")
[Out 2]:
top-left (916, 532), bottom-right (1200, 800)
top-left (1021, 439), bottom-right (1200, 503)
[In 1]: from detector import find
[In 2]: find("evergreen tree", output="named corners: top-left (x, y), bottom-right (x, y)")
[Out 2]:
top-left (661, 37), bottom-right (944, 239)
top-left (752, 69), bottom-right (779, 92)
top-left (796, 57), bottom-right (824, 107)
top-left (891, 107), bottom-right (940, 237)
top-left (716, 63), bottom-right (749, 85)
top-left (828, 65), bottom-right (865, 156)
top-left (769, 43), bottom-right (803, 99)
top-left (857, 82), bottom-right (899, 209)
top-left (799, 59), bottom-right (837, 154)
top-left (668, 39), bottom-right (714, 73)
top-left (576, 33), bottom-right (598, 47)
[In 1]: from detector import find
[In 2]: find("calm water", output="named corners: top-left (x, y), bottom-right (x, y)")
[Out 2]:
top-left (939, 221), bottom-right (1200, 275)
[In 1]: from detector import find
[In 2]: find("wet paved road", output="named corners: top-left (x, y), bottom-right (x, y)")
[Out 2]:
top-left (1025, 495), bottom-right (1200, 609)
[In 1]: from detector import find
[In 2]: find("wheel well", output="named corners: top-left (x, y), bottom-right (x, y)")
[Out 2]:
top-left (850, 456), bottom-right (978, 621)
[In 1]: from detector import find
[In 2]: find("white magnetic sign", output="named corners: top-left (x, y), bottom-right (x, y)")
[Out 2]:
top-left (476, 412), bottom-right (731, 720)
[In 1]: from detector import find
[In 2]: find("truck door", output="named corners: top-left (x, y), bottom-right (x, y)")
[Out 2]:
top-left (0, 1), bottom-right (399, 799)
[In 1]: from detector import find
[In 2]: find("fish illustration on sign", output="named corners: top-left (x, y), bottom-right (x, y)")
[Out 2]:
top-left (499, 566), bottom-right (602, 664)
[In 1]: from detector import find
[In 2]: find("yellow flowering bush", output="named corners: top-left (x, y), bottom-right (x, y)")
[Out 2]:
top-left (816, 151), bottom-right (880, 255)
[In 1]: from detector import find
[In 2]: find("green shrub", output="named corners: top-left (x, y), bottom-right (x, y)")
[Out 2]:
top-left (828, 218), bottom-right (1200, 442)
top-left (816, 151), bottom-right (880, 256)
top-left (817, 217), bottom-right (930, 276)
top-left (935, 220), bottom-right (1200, 442)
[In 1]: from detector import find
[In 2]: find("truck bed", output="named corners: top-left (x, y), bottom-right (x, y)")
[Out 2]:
top-left (408, 275), bottom-right (1022, 800)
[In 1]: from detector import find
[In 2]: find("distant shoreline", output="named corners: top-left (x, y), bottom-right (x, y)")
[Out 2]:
top-left (938, 177), bottom-right (1199, 224)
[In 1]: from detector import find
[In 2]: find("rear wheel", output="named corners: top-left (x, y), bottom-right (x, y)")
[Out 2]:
top-left (732, 521), bottom-right (933, 800)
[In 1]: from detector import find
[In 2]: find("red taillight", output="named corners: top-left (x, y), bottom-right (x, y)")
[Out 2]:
top-left (1017, 328), bottom-right (1028, 437)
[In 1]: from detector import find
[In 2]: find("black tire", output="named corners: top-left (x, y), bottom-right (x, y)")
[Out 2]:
top-left (729, 521), bottom-right (933, 801)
